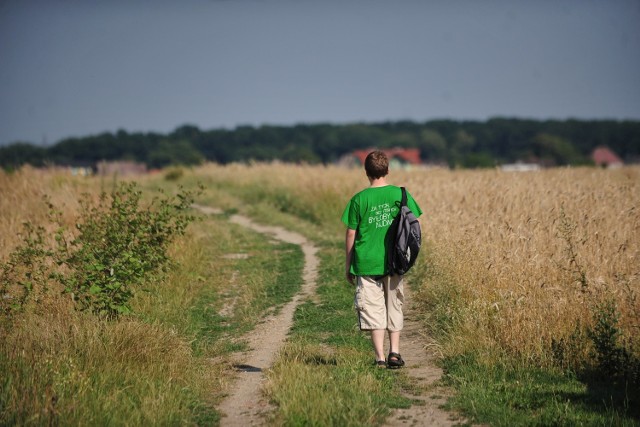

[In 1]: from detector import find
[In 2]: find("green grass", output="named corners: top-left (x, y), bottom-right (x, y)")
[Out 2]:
top-left (182, 169), bottom-right (345, 245)
top-left (185, 220), bottom-right (304, 354)
top-left (442, 353), bottom-right (639, 426)
top-left (414, 246), bottom-right (640, 426)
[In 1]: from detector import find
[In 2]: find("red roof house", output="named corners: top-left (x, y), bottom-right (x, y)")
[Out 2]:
top-left (592, 146), bottom-right (623, 168)
top-left (351, 148), bottom-right (422, 168)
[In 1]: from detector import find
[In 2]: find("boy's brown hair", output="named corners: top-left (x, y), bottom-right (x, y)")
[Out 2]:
top-left (364, 150), bottom-right (389, 179)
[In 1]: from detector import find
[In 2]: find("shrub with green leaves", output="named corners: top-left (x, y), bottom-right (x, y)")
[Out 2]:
top-left (588, 299), bottom-right (640, 385)
top-left (1, 182), bottom-right (198, 318)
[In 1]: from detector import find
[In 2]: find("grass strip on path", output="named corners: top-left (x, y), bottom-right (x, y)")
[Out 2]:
top-left (264, 243), bottom-right (413, 426)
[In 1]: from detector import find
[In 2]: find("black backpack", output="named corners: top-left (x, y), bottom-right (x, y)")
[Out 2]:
top-left (387, 187), bottom-right (421, 275)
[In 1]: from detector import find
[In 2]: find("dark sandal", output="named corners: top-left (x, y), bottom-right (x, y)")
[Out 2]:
top-left (374, 360), bottom-right (387, 368)
top-left (387, 352), bottom-right (405, 369)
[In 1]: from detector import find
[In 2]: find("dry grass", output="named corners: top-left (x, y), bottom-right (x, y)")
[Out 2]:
top-left (1, 302), bottom-right (209, 425)
top-left (0, 167), bottom-right (221, 424)
top-left (193, 162), bottom-right (360, 235)
top-left (0, 167), bottom-right (87, 259)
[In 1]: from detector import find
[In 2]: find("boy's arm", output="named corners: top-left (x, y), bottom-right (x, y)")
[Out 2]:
top-left (345, 228), bottom-right (356, 285)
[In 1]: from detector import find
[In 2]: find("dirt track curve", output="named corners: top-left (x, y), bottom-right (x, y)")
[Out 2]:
top-left (194, 204), bottom-right (463, 426)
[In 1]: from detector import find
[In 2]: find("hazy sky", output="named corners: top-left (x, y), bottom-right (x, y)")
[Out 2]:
top-left (1, 0), bottom-right (639, 146)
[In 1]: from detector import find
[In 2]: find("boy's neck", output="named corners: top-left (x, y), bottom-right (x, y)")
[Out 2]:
top-left (368, 176), bottom-right (388, 187)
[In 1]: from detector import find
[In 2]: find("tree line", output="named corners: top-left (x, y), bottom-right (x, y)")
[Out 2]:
top-left (1, 118), bottom-right (639, 170)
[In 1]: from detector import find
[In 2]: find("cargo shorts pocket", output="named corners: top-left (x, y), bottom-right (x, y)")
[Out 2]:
top-left (354, 284), bottom-right (365, 312)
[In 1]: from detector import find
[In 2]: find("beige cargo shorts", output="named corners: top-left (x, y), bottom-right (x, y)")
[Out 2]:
top-left (354, 275), bottom-right (404, 331)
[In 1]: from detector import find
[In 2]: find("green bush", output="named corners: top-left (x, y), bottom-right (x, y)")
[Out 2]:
top-left (1, 182), bottom-right (198, 318)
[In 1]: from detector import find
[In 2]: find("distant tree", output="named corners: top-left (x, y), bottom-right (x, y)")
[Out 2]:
top-left (193, 129), bottom-right (233, 163)
top-left (171, 124), bottom-right (202, 142)
top-left (0, 143), bottom-right (46, 170)
top-left (462, 152), bottom-right (495, 168)
top-left (387, 132), bottom-right (418, 149)
top-left (448, 130), bottom-right (476, 167)
top-left (339, 125), bottom-right (388, 151)
top-left (533, 133), bottom-right (585, 166)
top-left (417, 129), bottom-right (447, 163)
top-left (148, 139), bottom-right (204, 168)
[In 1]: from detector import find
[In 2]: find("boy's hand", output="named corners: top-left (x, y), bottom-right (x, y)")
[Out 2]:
top-left (346, 272), bottom-right (356, 285)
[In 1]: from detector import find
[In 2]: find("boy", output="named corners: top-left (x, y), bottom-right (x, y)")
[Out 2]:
top-left (341, 150), bottom-right (422, 368)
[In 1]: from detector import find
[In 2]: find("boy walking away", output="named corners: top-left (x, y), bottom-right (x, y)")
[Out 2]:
top-left (341, 150), bottom-right (422, 368)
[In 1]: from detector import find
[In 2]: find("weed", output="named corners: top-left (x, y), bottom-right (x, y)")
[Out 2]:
top-left (55, 183), bottom-right (197, 317)
top-left (557, 205), bottom-right (589, 294)
top-left (588, 299), bottom-right (640, 386)
top-left (164, 166), bottom-right (184, 181)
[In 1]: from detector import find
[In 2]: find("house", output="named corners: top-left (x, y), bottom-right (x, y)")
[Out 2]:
top-left (500, 162), bottom-right (541, 172)
top-left (592, 146), bottom-right (623, 169)
top-left (340, 148), bottom-right (422, 169)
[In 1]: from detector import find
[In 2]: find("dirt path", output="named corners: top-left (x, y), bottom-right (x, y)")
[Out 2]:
top-left (193, 205), bottom-right (319, 426)
top-left (194, 204), bottom-right (462, 426)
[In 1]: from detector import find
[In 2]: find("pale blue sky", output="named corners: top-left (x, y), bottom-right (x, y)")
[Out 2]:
top-left (1, 0), bottom-right (639, 146)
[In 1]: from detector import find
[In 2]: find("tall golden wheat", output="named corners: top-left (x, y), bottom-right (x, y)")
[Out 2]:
top-left (404, 166), bottom-right (639, 366)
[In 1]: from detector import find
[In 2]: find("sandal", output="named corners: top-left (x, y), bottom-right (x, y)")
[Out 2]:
top-left (374, 360), bottom-right (387, 368)
top-left (387, 352), bottom-right (405, 369)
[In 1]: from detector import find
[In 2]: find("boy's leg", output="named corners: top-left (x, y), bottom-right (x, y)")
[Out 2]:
top-left (389, 330), bottom-right (400, 355)
top-left (384, 275), bottom-right (404, 332)
top-left (371, 329), bottom-right (386, 361)
top-left (385, 275), bottom-right (404, 365)
top-left (355, 276), bottom-right (387, 361)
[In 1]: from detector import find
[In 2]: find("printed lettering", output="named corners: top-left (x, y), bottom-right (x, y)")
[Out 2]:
top-left (368, 203), bottom-right (398, 229)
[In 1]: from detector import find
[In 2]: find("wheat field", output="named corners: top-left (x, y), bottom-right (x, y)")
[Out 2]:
top-left (191, 163), bottom-right (640, 369)
top-left (401, 166), bottom-right (639, 367)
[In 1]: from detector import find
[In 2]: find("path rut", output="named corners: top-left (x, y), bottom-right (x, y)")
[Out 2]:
top-left (194, 205), bottom-right (319, 426)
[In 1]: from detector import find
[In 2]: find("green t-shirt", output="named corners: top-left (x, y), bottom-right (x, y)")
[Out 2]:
top-left (341, 185), bottom-right (423, 276)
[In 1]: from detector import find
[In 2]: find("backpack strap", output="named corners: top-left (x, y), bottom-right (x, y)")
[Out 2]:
top-left (400, 187), bottom-right (407, 207)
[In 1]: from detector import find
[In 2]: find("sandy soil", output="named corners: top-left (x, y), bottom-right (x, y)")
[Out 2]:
top-left (193, 204), bottom-right (463, 426)
top-left (381, 285), bottom-right (467, 426)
